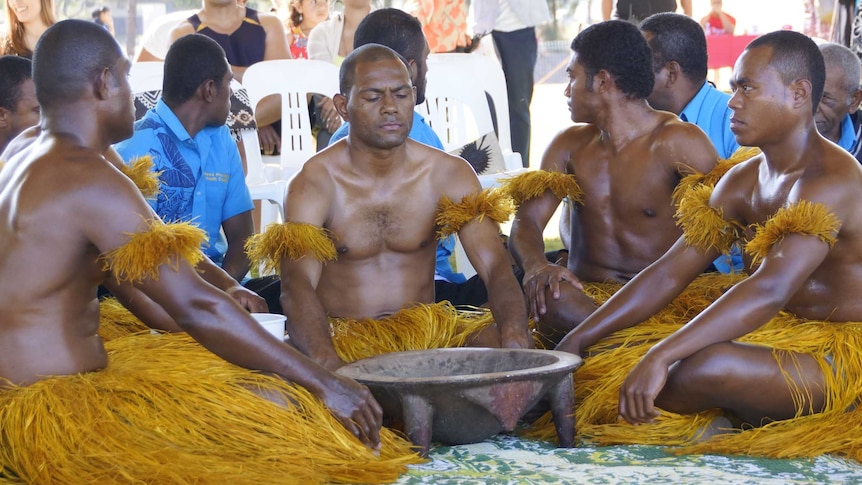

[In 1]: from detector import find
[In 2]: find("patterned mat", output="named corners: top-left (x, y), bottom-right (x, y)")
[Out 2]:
top-left (398, 434), bottom-right (862, 484)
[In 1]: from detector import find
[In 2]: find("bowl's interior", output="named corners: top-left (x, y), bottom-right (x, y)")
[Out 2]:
top-left (339, 348), bottom-right (579, 385)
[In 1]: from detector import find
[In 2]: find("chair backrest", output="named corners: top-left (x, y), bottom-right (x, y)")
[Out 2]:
top-left (241, 59), bottom-right (341, 179)
top-left (425, 53), bottom-right (516, 155)
top-left (129, 61), bottom-right (165, 94)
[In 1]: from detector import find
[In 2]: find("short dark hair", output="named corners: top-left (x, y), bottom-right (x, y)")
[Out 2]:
top-left (32, 19), bottom-right (122, 109)
top-left (639, 12), bottom-right (708, 83)
top-left (747, 30), bottom-right (825, 114)
top-left (571, 20), bottom-right (654, 99)
top-left (0, 56), bottom-right (32, 111)
top-left (162, 34), bottom-right (229, 106)
top-left (353, 9), bottom-right (425, 63)
top-left (339, 43), bottom-right (410, 95)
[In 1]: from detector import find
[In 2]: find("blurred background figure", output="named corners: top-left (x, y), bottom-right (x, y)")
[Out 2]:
top-left (0, 56), bottom-right (38, 153)
top-left (91, 5), bottom-right (115, 36)
top-left (409, 0), bottom-right (471, 53)
top-left (307, 0), bottom-right (372, 64)
top-left (602, 0), bottom-right (691, 22)
top-left (272, 0), bottom-right (331, 59)
top-left (700, 0), bottom-right (735, 35)
top-left (1, 0), bottom-right (56, 58)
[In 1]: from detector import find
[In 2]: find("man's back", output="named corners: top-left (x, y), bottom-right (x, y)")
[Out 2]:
top-left (0, 134), bottom-right (141, 384)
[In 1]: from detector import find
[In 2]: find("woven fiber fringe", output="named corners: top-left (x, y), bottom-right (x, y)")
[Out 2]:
top-left (745, 200), bottom-right (841, 264)
top-left (672, 146), bottom-right (762, 207)
top-left (119, 155), bottom-right (161, 198)
top-left (330, 302), bottom-right (495, 363)
top-left (524, 273), bottom-right (745, 442)
top-left (676, 184), bottom-right (743, 255)
top-left (0, 333), bottom-right (422, 484)
top-left (498, 169), bottom-right (584, 207)
top-left (435, 189), bottom-right (514, 238)
top-left (98, 297), bottom-right (149, 341)
top-left (100, 220), bottom-right (206, 284)
top-left (245, 221), bottom-right (337, 275)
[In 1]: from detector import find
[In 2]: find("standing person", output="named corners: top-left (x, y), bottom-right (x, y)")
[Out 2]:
top-left (699, 0), bottom-right (735, 36)
top-left (552, 30), bottom-right (862, 462)
top-left (472, 0), bottom-right (551, 168)
top-left (506, 20), bottom-right (718, 347)
top-left (0, 0), bottom-right (56, 58)
top-left (91, 5), bottom-right (115, 36)
top-left (0, 56), bottom-right (38, 153)
top-left (248, 44), bottom-right (532, 372)
top-left (815, 42), bottom-right (862, 163)
top-left (602, 0), bottom-right (691, 22)
top-left (170, 0), bottom-right (293, 155)
top-left (114, 34), bottom-right (256, 283)
top-left (0, 19), bottom-right (419, 482)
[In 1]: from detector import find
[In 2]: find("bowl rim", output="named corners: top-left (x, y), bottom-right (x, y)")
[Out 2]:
top-left (336, 348), bottom-right (582, 386)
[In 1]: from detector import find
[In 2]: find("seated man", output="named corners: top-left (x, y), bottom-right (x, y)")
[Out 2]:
top-left (248, 44), bottom-right (532, 372)
top-left (815, 42), bottom-right (862, 163)
top-left (506, 20), bottom-right (718, 347)
top-left (0, 56), bottom-right (39, 153)
top-left (115, 34), bottom-right (255, 282)
top-left (328, 8), bottom-right (488, 308)
top-left (0, 20), bottom-right (419, 482)
top-left (556, 30), bottom-right (862, 462)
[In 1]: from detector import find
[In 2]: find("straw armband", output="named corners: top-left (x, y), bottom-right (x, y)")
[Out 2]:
top-left (498, 169), bottom-right (583, 207)
top-left (100, 219), bottom-right (206, 283)
top-left (435, 188), bottom-right (514, 238)
top-left (245, 221), bottom-right (337, 274)
top-left (745, 200), bottom-right (840, 264)
top-left (120, 155), bottom-right (161, 198)
top-left (672, 146), bottom-right (762, 207)
top-left (675, 184), bottom-right (743, 254)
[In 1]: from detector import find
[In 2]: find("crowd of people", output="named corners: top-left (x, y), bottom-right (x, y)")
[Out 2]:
top-left (3, 0), bottom-right (862, 481)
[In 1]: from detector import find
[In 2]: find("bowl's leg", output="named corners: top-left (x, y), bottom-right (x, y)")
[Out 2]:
top-left (401, 393), bottom-right (434, 457)
top-left (548, 373), bottom-right (576, 447)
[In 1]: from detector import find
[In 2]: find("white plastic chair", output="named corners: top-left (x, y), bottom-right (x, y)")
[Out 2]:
top-left (422, 53), bottom-right (526, 189)
top-left (128, 62), bottom-right (285, 235)
top-left (241, 59), bottom-right (341, 183)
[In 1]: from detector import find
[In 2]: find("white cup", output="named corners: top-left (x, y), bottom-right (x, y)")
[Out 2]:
top-left (251, 313), bottom-right (286, 340)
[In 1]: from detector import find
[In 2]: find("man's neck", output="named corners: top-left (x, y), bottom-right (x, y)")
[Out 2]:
top-left (596, 98), bottom-right (656, 151)
top-left (169, 102), bottom-right (208, 139)
top-left (671, 79), bottom-right (706, 116)
top-left (760, 123), bottom-right (821, 174)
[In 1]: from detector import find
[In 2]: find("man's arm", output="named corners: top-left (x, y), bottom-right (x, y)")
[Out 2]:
top-left (602, 0), bottom-right (613, 20)
top-left (509, 131), bottom-right (583, 319)
top-left (278, 162), bottom-right (345, 370)
top-left (221, 210), bottom-right (254, 281)
top-left (86, 167), bottom-right (381, 448)
top-left (620, 230), bottom-right (833, 424)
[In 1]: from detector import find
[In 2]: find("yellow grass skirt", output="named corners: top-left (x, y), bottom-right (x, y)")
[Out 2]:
top-left (330, 302), bottom-right (496, 363)
top-left (528, 274), bottom-right (862, 462)
top-left (0, 333), bottom-right (422, 484)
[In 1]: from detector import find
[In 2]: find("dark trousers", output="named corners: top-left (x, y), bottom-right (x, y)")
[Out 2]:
top-left (492, 27), bottom-right (538, 168)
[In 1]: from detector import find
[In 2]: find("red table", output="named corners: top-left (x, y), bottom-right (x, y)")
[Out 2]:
top-left (707, 34), bottom-right (759, 69)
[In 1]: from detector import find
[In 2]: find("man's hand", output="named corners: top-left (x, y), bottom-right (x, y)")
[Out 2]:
top-left (319, 374), bottom-right (383, 450)
top-left (258, 124), bottom-right (281, 155)
top-left (226, 286), bottom-right (268, 313)
top-left (522, 263), bottom-right (583, 320)
top-left (316, 96), bottom-right (342, 134)
top-left (618, 353), bottom-right (668, 425)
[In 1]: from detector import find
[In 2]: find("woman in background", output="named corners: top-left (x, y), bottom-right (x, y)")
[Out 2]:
top-left (1, 0), bottom-right (56, 58)
top-left (275, 0), bottom-right (330, 59)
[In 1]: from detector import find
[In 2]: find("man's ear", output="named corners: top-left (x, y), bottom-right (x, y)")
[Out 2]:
top-left (201, 79), bottom-right (218, 103)
top-left (96, 67), bottom-right (113, 100)
top-left (664, 61), bottom-right (681, 86)
top-left (0, 107), bottom-right (9, 130)
top-left (790, 78), bottom-right (813, 110)
top-left (595, 69), bottom-right (611, 92)
top-left (849, 87), bottom-right (862, 114)
top-left (333, 93), bottom-right (349, 121)
top-left (407, 58), bottom-right (418, 85)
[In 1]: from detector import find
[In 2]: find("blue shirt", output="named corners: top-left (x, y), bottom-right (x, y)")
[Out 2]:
top-left (329, 110), bottom-right (467, 283)
top-left (115, 99), bottom-right (254, 264)
top-left (680, 82), bottom-right (740, 160)
top-left (838, 113), bottom-right (857, 152)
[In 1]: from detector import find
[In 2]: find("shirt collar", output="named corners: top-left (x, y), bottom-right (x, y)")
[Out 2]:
top-left (154, 99), bottom-right (194, 143)
top-left (837, 113), bottom-right (857, 151)
top-left (679, 81), bottom-right (711, 123)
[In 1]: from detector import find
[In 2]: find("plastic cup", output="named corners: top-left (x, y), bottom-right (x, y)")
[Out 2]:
top-left (251, 313), bottom-right (286, 340)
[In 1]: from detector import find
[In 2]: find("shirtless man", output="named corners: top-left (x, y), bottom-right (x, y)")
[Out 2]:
top-left (0, 19), bottom-right (380, 449)
top-left (0, 56), bottom-right (38, 153)
top-left (508, 20), bottom-right (718, 346)
top-left (275, 44), bottom-right (532, 371)
top-left (558, 30), bottom-right (862, 434)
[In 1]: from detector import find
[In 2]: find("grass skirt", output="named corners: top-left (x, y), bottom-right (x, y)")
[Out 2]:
top-left (0, 333), bottom-right (422, 484)
top-left (527, 273), bottom-right (862, 462)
